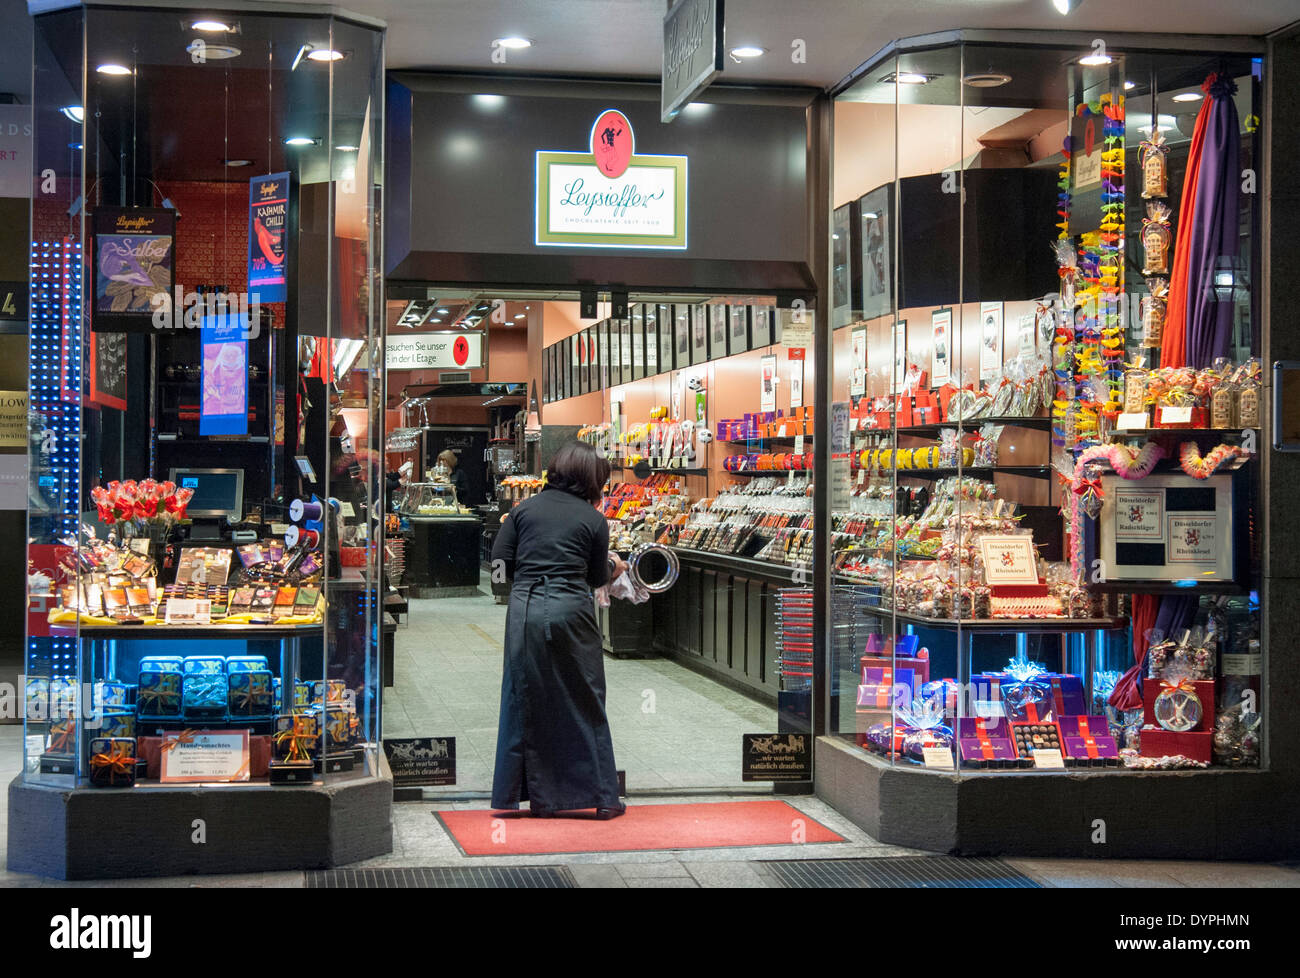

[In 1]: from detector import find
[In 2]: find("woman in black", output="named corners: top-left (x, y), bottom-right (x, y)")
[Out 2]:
top-left (490, 441), bottom-right (627, 818)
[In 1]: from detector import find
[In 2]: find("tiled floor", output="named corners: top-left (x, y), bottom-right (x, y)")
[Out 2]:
top-left (383, 580), bottom-right (777, 794)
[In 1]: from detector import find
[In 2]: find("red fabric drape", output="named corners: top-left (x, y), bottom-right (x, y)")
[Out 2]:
top-left (1159, 101), bottom-right (1211, 369)
top-left (1110, 592), bottom-right (1159, 711)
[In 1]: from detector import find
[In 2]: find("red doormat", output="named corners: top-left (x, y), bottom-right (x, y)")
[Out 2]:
top-left (434, 800), bottom-right (846, 856)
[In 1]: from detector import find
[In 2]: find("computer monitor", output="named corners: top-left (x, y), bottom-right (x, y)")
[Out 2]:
top-left (169, 468), bottom-right (245, 521)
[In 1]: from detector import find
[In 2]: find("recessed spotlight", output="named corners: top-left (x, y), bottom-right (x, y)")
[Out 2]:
top-left (60, 105), bottom-right (83, 123)
top-left (1124, 80), bottom-right (1136, 90)
top-left (683, 102), bottom-right (711, 114)
top-left (1172, 91), bottom-right (1203, 102)
top-left (222, 158), bottom-right (253, 167)
top-left (862, 211), bottom-right (879, 220)
top-left (730, 45), bottom-right (765, 60)
top-left (187, 40), bottom-right (241, 60)
top-left (880, 71), bottom-right (935, 85)
top-left (473, 93), bottom-right (505, 108)
top-left (1079, 54), bottom-right (1113, 66)
top-left (494, 37), bottom-right (532, 50)
top-left (96, 63), bottom-right (132, 76)
top-left (514, 314), bottom-right (526, 320)
top-left (963, 72), bottom-right (1012, 88)
top-left (832, 233), bottom-right (840, 240)
top-left (429, 318), bottom-right (441, 324)
top-left (335, 144), bottom-right (359, 152)
top-left (306, 49), bottom-right (346, 62)
top-left (284, 136), bottom-right (320, 147)
top-left (1054, 0), bottom-right (1083, 13)
top-left (437, 308), bottom-right (449, 314)
top-left (191, 20), bottom-right (234, 33)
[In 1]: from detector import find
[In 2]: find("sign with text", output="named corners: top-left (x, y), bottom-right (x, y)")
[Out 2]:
top-left (978, 535), bottom-right (1040, 585)
top-left (537, 110), bottom-right (687, 249)
top-left (0, 390), bottom-right (26, 449)
top-left (248, 172), bottom-right (290, 304)
top-left (1114, 488), bottom-right (1164, 543)
top-left (92, 208), bottom-right (175, 333)
top-left (742, 733), bottom-right (811, 782)
top-left (0, 105), bottom-right (32, 198)
top-left (159, 730), bottom-right (251, 783)
top-left (386, 332), bottom-right (484, 370)
top-left (661, 0), bottom-right (724, 122)
top-left (383, 737), bottom-right (456, 786)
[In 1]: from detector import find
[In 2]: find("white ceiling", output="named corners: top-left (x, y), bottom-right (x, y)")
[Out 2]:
top-left (4, 0), bottom-right (1297, 100)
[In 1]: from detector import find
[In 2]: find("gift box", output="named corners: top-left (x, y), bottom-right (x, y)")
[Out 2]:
top-left (323, 704), bottom-right (355, 752)
top-left (1142, 678), bottom-right (1213, 734)
top-left (228, 671), bottom-right (275, 719)
top-left (138, 735), bottom-right (272, 780)
top-left (923, 678), bottom-right (960, 718)
top-left (1046, 675), bottom-right (1087, 718)
top-left (182, 656), bottom-right (228, 721)
top-left (93, 680), bottom-right (131, 711)
top-left (1057, 715), bottom-right (1121, 766)
top-left (1139, 728), bottom-right (1213, 764)
top-left (956, 717), bottom-right (1018, 767)
top-left (137, 671), bottom-right (183, 719)
top-left (860, 715), bottom-right (908, 756)
top-left (860, 634), bottom-right (930, 686)
top-left (25, 677), bottom-right (48, 721)
top-left (272, 713), bottom-right (320, 762)
top-left (1010, 720), bottom-right (1063, 762)
top-left (312, 679), bottom-right (349, 706)
top-left (88, 737), bottom-right (138, 787)
top-left (93, 709), bottom-right (136, 742)
top-left (856, 666), bottom-right (916, 711)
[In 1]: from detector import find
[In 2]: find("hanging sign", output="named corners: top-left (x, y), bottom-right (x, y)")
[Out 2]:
top-left (92, 207), bottom-right (176, 333)
top-left (248, 172), bottom-right (290, 304)
top-left (661, 0), bottom-right (724, 123)
top-left (386, 332), bottom-right (484, 370)
top-left (199, 310), bottom-right (249, 436)
top-left (536, 110), bottom-right (688, 249)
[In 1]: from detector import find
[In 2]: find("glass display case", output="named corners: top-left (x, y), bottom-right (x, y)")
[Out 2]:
top-left (14, 3), bottom-right (389, 878)
top-left (828, 36), bottom-right (1264, 777)
top-left (395, 481), bottom-right (464, 515)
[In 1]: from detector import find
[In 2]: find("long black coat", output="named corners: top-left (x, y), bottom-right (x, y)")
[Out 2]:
top-left (489, 486), bottom-right (620, 812)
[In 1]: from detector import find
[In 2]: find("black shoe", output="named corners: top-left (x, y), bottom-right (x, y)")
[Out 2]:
top-left (594, 806), bottom-right (626, 820)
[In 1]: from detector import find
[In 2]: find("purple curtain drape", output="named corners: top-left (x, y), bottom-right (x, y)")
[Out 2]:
top-left (1183, 74), bottom-right (1242, 368)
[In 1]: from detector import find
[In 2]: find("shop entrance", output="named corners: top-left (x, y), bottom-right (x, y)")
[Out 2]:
top-left (379, 287), bottom-right (800, 797)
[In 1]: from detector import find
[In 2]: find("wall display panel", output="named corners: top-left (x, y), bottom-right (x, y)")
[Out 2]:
top-left (728, 304), bottom-right (750, 355)
top-left (658, 303), bottom-right (676, 371)
top-left (708, 304), bottom-right (728, 360)
top-left (644, 304), bottom-right (660, 375)
top-left (689, 305), bottom-right (708, 366)
top-left (751, 306), bottom-right (775, 348)
top-left (674, 306), bottom-right (691, 369)
top-left (631, 307), bottom-right (646, 382)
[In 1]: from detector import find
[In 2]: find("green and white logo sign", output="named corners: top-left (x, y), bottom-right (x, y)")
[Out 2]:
top-left (535, 109), bottom-right (687, 249)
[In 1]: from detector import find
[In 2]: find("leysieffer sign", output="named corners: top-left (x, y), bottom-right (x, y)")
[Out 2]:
top-left (661, 0), bottom-right (724, 122)
top-left (536, 109), bottom-right (688, 249)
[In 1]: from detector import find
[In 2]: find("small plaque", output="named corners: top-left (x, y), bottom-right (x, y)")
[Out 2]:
top-left (922, 747), bottom-right (955, 770)
top-left (742, 733), bottom-right (811, 782)
top-left (383, 737), bottom-right (456, 787)
top-left (1032, 748), bottom-right (1065, 769)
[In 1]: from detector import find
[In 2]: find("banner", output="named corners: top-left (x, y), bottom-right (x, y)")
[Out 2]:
top-left (92, 208), bottom-right (175, 332)
top-left (385, 332), bottom-right (484, 370)
top-left (248, 172), bottom-right (290, 304)
top-left (199, 311), bottom-right (249, 436)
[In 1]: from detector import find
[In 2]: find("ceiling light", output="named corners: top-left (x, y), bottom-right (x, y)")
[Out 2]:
top-left (473, 93), bottom-right (505, 108)
top-left (335, 144), bottom-right (359, 152)
top-left (1172, 91), bottom-right (1203, 102)
top-left (1053, 0), bottom-right (1083, 13)
top-left (963, 72), bottom-right (1012, 88)
top-left (514, 314), bottom-right (526, 320)
top-left (284, 136), bottom-right (320, 147)
top-left (730, 46), bottom-right (765, 59)
top-left (60, 105), bottom-right (83, 123)
top-left (437, 308), bottom-right (449, 314)
top-left (862, 211), bottom-right (879, 220)
top-left (494, 37), bottom-right (532, 50)
top-left (429, 318), bottom-right (441, 324)
top-left (187, 40), bottom-right (241, 59)
top-left (880, 71), bottom-right (935, 85)
top-left (683, 102), bottom-right (711, 114)
top-left (307, 48), bottom-right (346, 62)
top-left (96, 63), bottom-right (132, 76)
top-left (1079, 53), bottom-right (1112, 66)
top-left (1124, 80), bottom-right (1136, 90)
top-left (222, 158), bottom-right (252, 167)
top-left (191, 20), bottom-right (234, 32)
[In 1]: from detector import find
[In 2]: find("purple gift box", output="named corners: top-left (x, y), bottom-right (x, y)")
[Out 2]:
top-left (956, 717), bottom-right (1018, 763)
top-left (1057, 715), bottom-right (1120, 760)
top-left (856, 667), bottom-right (915, 711)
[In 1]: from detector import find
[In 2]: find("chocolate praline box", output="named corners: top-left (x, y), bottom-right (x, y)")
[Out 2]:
top-left (1057, 715), bottom-right (1120, 760)
top-left (956, 717), bottom-right (1018, 764)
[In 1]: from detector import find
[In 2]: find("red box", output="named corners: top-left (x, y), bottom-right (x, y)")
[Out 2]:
top-left (1139, 728), bottom-right (1213, 764)
top-left (1154, 405), bottom-right (1208, 429)
top-left (1142, 678), bottom-right (1214, 734)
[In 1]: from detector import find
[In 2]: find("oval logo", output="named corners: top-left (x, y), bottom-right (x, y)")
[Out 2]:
top-left (590, 109), bottom-right (634, 179)
top-left (453, 336), bottom-right (470, 367)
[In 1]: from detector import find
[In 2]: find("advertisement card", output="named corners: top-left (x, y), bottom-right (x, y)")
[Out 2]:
top-left (979, 535), bottom-right (1040, 585)
top-left (931, 308), bottom-right (952, 386)
top-left (980, 301), bottom-right (1004, 381)
top-left (1114, 489), bottom-right (1165, 542)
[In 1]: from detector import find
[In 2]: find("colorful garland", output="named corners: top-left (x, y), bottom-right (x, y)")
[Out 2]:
top-left (1066, 441), bottom-right (1165, 576)
top-left (1179, 441), bottom-right (1246, 479)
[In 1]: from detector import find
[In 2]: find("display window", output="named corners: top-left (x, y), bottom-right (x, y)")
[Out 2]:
top-left (827, 37), bottom-right (1263, 776)
top-left (20, 5), bottom-right (386, 810)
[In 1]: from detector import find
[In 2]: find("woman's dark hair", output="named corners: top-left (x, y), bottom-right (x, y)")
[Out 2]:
top-left (546, 440), bottom-right (610, 504)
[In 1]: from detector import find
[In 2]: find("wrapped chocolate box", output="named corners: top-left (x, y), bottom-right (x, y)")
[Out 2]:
top-left (182, 655), bottom-right (228, 721)
top-left (957, 717), bottom-right (1017, 767)
top-left (228, 671), bottom-right (275, 719)
top-left (88, 736), bottom-right (138, 787)
top-left (1057, 715), bottom-right (1121, 766)
top-left (136, 671), bottom-right (182, 719)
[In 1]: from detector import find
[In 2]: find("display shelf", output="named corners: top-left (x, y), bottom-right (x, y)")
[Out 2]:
top-left (882, 465), bottom-right (1052, 479)
top-left (836, 601), bottom-right (1128, 633)
top-left (52, 622), bottom-right (324, 640)
top-left (1107, 427), bottom-right (1247, 438)
top-left (672, 545), bottom-right (798, 583)
top-left (858, 416), bottom-right (1053, 437)
top-left (612, 465), bottom-right (710, 476)
top-left (722, 469), bottom-right (813, 477)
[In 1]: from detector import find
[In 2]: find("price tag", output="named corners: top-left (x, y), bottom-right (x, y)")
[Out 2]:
top-left (165, 597), bottom-right (212, 626)
top-left (271, 523), bottom-right (290, 535)
top-left (1032, 748), bottom-right (1065, 769)
top-left (779, 425), bottom-right (788, 438)
top-left (340, 502), bottom-right (356, 517)
top-left (787, 471), bottom-right (795, 487)
top-left (794, 435), bottom-right (804, 455)
top-left (1160, 406), bottom-right (1193, 425)
top-left (922, 747), bottom-right (955, 770)
top-left (1117, 412), bottom-right (1148, 430)
top-left (857, 469), bottom-right (866, 485)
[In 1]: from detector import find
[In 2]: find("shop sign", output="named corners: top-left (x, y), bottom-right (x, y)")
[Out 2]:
top-left (661, 0), bottom-right (724, 123)
top-left (248, 172), bottom-right (290, 304)
top-left (383, 737), bottom-right (456, 786)
top-left (742, 733), bottom-right (811, 782)
top-left (536, 109), bottom-right (688, 249)
top-left (0, 105), bottom-right (32, 198)
top-left (0, 390), bottom-right (25, 448)
top-left (386, 332), bottom-right (484, 370)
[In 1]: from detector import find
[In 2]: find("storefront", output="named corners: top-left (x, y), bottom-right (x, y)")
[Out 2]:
top-left (10, 3), bottom-right (391, 878)
top-left (813, 28), bottom-right (1300, 859)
